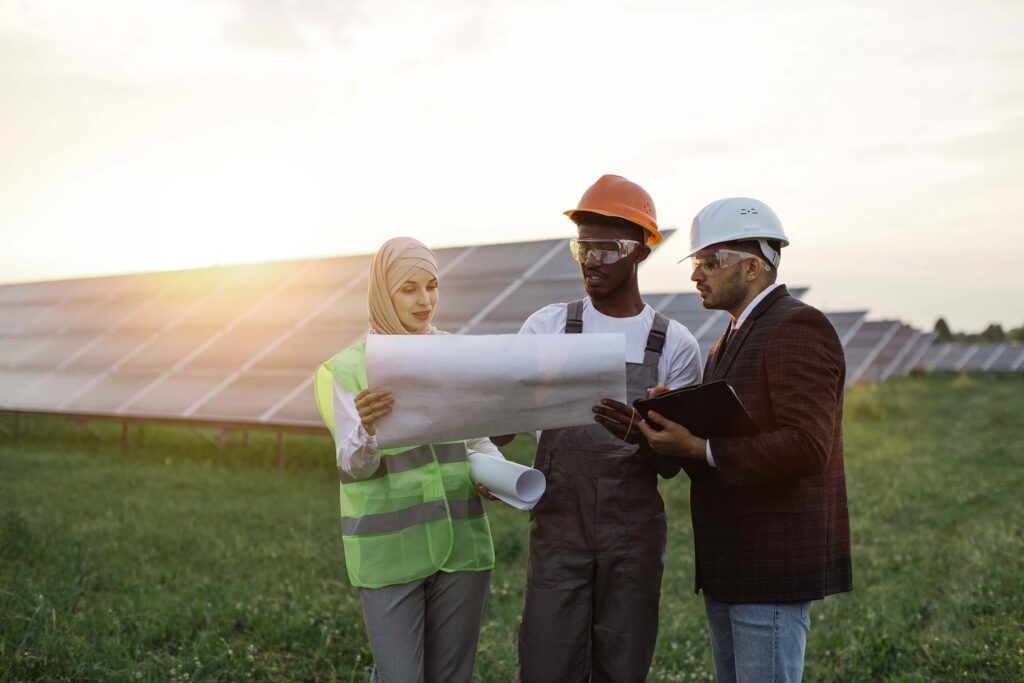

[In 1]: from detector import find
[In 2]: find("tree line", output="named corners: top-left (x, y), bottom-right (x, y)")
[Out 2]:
top-left (933, 318), bottom-right (1024, 344)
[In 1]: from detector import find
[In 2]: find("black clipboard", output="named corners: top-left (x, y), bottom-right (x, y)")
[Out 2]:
top-left (632, 380), bottom-right (757, 439)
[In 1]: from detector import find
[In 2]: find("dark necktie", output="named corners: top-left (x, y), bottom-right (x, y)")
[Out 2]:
top-left (718, 325), bottom-right (735, 358)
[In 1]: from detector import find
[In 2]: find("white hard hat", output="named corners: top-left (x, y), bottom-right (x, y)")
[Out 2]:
top-left (685, 197), bottom-right (789, 268)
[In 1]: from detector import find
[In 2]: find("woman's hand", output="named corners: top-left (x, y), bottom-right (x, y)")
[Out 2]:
top-left (354, 388), bottom-right (393, 436)
top-left (476, 483), bottom-right (498, 501)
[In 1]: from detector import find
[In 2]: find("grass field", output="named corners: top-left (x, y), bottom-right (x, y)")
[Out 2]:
top-left (2, 375), bottom-right (1023, 681)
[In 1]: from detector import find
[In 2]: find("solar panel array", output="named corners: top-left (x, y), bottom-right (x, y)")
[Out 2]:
top-left (0, 239), bottom-right (590, 430)
top-left (1, 236), bottom-right (1019, 433)
top-left (918, 342), bottom-right (1024, 373)
top-left (645, 288), bottom-right (805, 362)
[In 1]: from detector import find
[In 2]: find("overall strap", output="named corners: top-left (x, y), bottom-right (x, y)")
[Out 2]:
top-left (643, 311), bottom-right (670, 366)
top-left (564, 299), bottom-right (585, 334)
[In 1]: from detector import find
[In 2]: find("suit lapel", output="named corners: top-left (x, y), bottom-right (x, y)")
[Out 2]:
top-left (705, 285), bottom-right (791, 381)
top-left (704, 320), bottom-right (732, 381)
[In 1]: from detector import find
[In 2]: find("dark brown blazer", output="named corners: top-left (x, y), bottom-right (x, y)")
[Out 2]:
top-left (676, 285), bottom-right (853, 603)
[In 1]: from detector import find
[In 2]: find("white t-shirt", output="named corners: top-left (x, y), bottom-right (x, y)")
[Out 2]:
top-left (519, 298), bottom-right (703, 389)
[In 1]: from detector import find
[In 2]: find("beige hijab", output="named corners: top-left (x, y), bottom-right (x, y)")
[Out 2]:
top-left (367, 237), bottom-right (441, 335)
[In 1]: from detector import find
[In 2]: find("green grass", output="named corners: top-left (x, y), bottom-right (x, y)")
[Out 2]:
top-left (2, 374), bottom-right (1023, 681)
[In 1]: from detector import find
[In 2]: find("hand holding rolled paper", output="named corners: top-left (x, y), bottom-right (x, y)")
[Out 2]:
top-left (468, 454), bottom-right (546, 510)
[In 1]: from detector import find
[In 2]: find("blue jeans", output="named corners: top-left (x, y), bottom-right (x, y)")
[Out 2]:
top-left (703, 595), bottom-right (811, 683)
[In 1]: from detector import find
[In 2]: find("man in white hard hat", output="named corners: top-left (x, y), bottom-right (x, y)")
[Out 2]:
top-left (635, 198), bottom-right (852, 682)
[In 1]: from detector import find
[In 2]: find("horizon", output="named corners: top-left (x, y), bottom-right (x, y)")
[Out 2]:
top-left (0, 230), bottom-right (1012, 335)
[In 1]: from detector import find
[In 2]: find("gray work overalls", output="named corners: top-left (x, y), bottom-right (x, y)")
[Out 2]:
top-left (519, 300), bottom-right (670, 683)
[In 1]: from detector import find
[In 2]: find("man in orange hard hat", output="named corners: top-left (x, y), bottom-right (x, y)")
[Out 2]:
top-left (495, 175), bottom-right (703, 682)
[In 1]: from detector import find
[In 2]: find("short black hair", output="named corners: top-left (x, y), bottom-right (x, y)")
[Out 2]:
top-left (728, 239), bottom-right (781, 281)
top-left (569, 210), bottom-right (646, 244)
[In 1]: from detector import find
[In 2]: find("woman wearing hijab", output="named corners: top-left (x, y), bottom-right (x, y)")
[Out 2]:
top-left (312, 237), bottom-right (502, 683)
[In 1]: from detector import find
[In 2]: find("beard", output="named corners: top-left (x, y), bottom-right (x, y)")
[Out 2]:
top-left (700, 268), bottom-right (747, 311)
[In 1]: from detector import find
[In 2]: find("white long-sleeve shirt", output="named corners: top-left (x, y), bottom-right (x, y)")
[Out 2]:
top-left (331, 381), bottom-right (505, 480)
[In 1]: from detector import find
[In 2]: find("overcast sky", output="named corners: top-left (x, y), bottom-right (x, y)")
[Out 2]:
top-left (2, 0), bottom-right (1022, 330)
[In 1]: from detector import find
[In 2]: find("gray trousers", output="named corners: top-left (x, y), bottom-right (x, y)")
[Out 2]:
top-left (360, 569), bottom-right (491, 683)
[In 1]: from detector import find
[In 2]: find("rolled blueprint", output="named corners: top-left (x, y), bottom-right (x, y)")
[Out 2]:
top-left (469, 453), bottom-right (546, 510)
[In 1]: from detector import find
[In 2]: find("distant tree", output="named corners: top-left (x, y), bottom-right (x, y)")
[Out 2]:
top-left (934, 317), bottom-right (954, 342)
top-left (931, 318), bottom-right (1021, 344)
top-left (981, 324), bottom-right (1006, 343)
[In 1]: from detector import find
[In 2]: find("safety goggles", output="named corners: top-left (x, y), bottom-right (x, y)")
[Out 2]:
top-left (569, 239), bottom-right (641, 265)
top-left (681, 248), bottom-right (772, 276)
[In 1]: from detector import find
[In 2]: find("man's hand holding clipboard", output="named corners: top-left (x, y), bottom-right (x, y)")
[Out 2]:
top-left (594, 381), bottom-right (758, 480)
top-left (598, 385), bottom-right (757, 481)
top-left (633, 380), bottom-right (757, 456)
top-left (636, 394), bottom-right (711, 461)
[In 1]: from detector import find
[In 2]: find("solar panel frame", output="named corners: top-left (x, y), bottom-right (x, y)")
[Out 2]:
top-left (250, 327), bottom-right (365, 372)
top-left (7, 371), bottom-right (101, 411)
top-left (931, 344), bottom-right (976, 372)
top-left (962, 344), bottom-right (1004, 371)
top-left (0, 369), bottom-right (43, 406)
top-left (0, 336), bottom-right (43, 368)
top-left (473, 278), bottom-right (586, 326)
top-left (8, 334), bottom-right (99, 370)
top-left (63, 371), bottom-right (161, 413)
top-left (450, 241), bottom-right (561, 282)
top-left (263, 376), bottom-right (318, 425)
top-left (986, 344), bottom-right (1024, 372)
top-left (826, 311), bottom-right (868, 346)
top-left (871, 325), bottom-right (919, 382)
top-left (845, 320), bottom-right (901, 384)
top-left (894, 332), bottom-right (934, 377)
top-left (188, 371), bottom-right (311, 422)
top-left (0, 236), bottom-right (949, 431)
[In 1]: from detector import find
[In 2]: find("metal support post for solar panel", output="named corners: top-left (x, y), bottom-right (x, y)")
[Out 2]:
top-left (276, 432), bottom-right (285, 469)
top-left (189, 428), bottom-right (219, 450)
top-left (89, 422), bottom-right (110, 442)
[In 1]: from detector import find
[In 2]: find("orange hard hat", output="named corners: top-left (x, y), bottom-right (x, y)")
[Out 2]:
top-left (564, 174), bottom-right (662, 246)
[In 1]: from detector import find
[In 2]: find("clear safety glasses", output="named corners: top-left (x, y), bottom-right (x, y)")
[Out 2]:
top-left (681, 248), bottom-right (772, 276)
top-left (569, 238), bottom-right (641, 265)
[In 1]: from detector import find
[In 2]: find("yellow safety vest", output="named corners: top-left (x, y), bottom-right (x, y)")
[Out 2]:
top-left (313, 340), bottom-right (495, 588)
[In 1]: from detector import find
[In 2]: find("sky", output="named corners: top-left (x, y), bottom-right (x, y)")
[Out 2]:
top-left (2, 0), bottom-right (1022, 331)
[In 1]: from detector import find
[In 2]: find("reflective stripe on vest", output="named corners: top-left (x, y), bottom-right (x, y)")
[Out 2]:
top-left (337, 442), bottom-right (471, 484)
top-left (314, 341), bottom-right (495, 588)
top-left (341, 496), bottom-right (485, 536)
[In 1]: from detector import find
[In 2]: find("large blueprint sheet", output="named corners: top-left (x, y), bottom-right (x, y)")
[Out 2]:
top-left (366, 334), bottom-right (625, 449)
